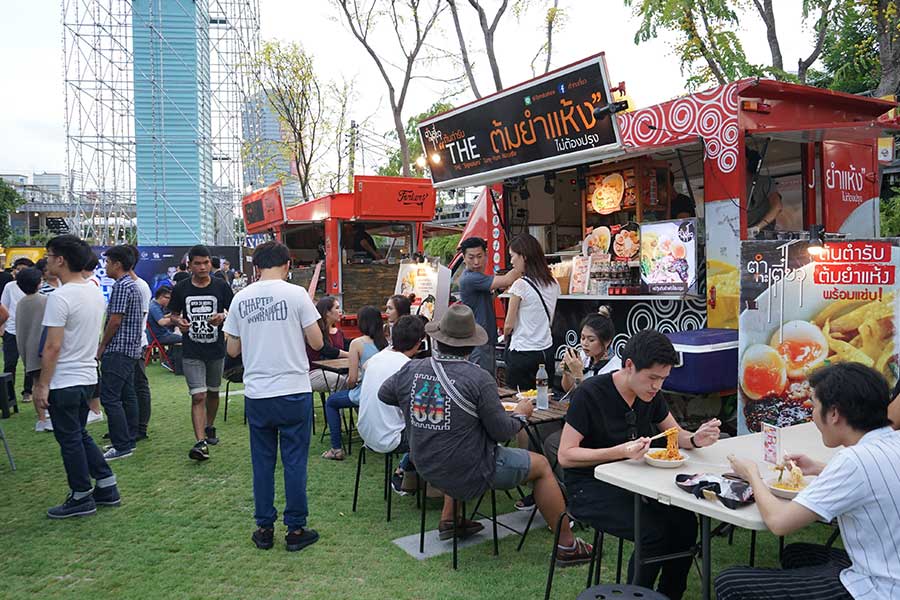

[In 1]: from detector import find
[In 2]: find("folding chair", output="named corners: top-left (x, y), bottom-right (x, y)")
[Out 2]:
top-left (0, 422), bottom-right (15, 470)
top-left (144, 328), bottom-right (172, 367)
top-left (222, 360), bottom-right (245, 424)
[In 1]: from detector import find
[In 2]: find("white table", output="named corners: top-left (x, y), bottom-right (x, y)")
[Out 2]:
top-left (593, 422), bottom-right (837, 600)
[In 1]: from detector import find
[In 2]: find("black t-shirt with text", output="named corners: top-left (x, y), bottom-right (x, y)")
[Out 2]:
top-left (169, 276), bottom-right (234, 360)
top-left (564, 373), bottom-right (669, 480)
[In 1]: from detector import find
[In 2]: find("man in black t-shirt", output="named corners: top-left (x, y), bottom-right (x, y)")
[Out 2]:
top-left (169, 245), bottom-right (234, 461)
top-left (558, 330), bottom-right (721, 600)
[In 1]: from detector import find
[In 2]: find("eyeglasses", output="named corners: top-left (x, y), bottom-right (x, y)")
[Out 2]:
top-left (625, 410), bottom-right (637, 441)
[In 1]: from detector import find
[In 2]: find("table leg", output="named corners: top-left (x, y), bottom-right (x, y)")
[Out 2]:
top-left (701, 515), bottom-right (711, 600)
top-left (632, 493), bottom-right (642, 584)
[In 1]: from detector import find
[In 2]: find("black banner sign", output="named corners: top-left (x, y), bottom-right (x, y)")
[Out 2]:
top-left (417, 54), bottom-right (622, 188)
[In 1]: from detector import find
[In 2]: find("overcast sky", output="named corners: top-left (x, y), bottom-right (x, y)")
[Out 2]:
top-left (0, 0), bottom-right (819, 176)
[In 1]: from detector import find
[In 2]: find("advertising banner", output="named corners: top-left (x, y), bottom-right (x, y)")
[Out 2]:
top-left (738, 239), bottom-right (900, 433)
top-left (395, 259), bottom-right (450, 322)
top-left (417, 54), bottom-right (622, 189)
top-left (821, 141), bottom-right (878, 236)
top-left (93, 246), bottom-right (241, 302)
top-left (705, 200), bottom-right (741, 329)
top-left (640, 219), bottom-right (698, 295)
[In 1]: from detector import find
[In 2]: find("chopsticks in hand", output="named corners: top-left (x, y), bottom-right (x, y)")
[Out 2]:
top-left (647, 427), bottom-right (678, 442)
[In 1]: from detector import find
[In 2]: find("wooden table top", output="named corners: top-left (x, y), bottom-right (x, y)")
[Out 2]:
top-left (311, 358), bottom-right (351, 373)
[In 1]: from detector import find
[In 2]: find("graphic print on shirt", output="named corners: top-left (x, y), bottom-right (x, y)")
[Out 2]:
top-left (236, 296), bottom-right (288, 323)
top-left (410, 373), bottom-right (449, 430)
top-left (185, 295), bottom-right (219, 344)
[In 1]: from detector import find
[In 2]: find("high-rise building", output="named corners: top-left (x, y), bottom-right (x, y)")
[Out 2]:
top-left (133, 0), bottom-right (213, 245)
top-left (242, 93), bottom-right (302, 205)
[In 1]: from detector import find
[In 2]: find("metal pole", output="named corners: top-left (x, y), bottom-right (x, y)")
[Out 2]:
top-left (347, 120), bottom-right (357, 192)
top-left (701, 515), bottom-right (711, 600)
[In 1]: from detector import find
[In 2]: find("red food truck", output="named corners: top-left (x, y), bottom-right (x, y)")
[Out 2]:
top-left (241, 175), bottom-right (436, 327)
top-left (421, 53), bottom-right (899, 420)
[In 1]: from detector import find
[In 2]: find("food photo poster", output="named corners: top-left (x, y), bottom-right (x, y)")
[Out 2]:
top-left (738, 239), bottom-right (900, 434)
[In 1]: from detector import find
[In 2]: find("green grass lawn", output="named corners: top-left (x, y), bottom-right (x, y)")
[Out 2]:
top-left (0, 363), bottom-right (838, 599)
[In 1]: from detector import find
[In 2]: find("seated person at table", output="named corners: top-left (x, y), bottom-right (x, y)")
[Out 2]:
top-left (322, 306), bottom-right (387, 461)
top-left (560, 306), bottom-right (619, 393)
top-left (557, 330), bottom-right (721, 600)
top-left (717, 363), bottom-right (900, 600)
top-left (147, 285), bottom-right (183, 345)
top-left (307, 296), bottom-right (349, 394)
top-left (357, 315), bottom-right (425, 493)
top-left (379, 305), bottom-right (593, 561)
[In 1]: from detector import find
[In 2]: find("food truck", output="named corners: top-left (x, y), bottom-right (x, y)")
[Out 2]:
top-left (241, 176), bottom-right (437, 324)
top-left (419, 53), bottom-right (899, 416)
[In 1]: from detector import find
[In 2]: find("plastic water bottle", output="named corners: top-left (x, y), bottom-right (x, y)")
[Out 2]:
top-left (536, 363), bottom-right (549, 410)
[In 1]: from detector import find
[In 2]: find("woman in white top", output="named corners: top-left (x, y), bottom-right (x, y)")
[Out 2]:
top-left (503, 233), bottom-right (560, 390)
top-left (560, 306), bottom-right (621, 392)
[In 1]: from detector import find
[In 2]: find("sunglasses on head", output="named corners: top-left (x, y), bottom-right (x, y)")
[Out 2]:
top-left (625, 410), bottom-right (637, 441)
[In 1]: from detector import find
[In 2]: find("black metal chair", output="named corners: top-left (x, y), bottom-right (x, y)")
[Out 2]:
top-left (222, 363), bottom-right (245, 424)
top-left (0, 422), bottom-right (15, 471)
top-left (352, 444), bottom-right (405, 522)
top-left (0, 373), bottom-right (17, 419)
top-left (544, 511), bottom-right (626, 600)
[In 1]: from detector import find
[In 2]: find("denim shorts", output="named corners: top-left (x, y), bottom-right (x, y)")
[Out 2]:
top-left (491, 446), bottom-right (531, 490)
top-left (182, 357), bottom-right (224, 395)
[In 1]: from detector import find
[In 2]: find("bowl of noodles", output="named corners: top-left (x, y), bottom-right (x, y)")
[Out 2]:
top-left (766, 475), bottom-right (815, 500)
top-left (643, 428), bottom-right (687, 468)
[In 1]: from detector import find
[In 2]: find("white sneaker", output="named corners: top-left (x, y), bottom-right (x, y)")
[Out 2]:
top-left (44, 419), bottom-right (53, 432)
top-left (87, 410), bottom-right (104, 424)
top-left (35, 419), bottom-right (53, 432)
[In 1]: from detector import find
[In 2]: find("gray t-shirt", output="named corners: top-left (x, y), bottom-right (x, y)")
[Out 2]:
top-left (379, 355), bottom-right (523, 501)
top-left (15, 294), bottom-right (47, 374)
top-left (458, 269), bottom-right (496, 344)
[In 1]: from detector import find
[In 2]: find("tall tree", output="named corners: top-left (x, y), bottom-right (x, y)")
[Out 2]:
top-left (0, 178), bottom-right (24, 247)
top-left (334, 0), bottom-right (444, 177)
top-left (378, 101), bottom-right (455, 177)
top-left (468, 0), bottom-right (510, 92)
top-left (247, 41), bottom-right (329, 202)
top-left (530, 0), bottom-right (565, 76)
top-left (624, 0), bottom-right (836, 90)
top-left (867, 0), bottom-right (900, 96)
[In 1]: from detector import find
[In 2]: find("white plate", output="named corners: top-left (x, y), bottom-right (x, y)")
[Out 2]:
top-left (644, 453), bottom-right (687, 468)
top-left (766, 475), bottom-right (815, 500)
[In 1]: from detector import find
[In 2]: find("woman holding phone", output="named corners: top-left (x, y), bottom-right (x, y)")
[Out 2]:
top-left (561, 306), bottom-right (620, 392)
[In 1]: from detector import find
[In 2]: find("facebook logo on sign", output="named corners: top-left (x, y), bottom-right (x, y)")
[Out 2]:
top-left (558, 83), bottom-right (566, 94)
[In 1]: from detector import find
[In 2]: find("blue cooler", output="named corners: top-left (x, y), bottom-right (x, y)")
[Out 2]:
top-left (664, 328), bottom-right (738, 394)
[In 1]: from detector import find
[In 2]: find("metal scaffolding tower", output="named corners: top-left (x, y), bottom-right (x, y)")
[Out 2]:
top-left (62, 0), bottom-right (260, 246)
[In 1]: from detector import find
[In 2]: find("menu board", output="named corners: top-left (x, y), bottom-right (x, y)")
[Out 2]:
top-left (583, 223), bottom-right (639, 261)
top-left (738, 239), bottom-right (900, 434)
top-left (640, 219), bottom-right (698, 294)
top-left (395, 260), bottom-right (451, 321)
top-left (587, 168), bottom-right (635, 214)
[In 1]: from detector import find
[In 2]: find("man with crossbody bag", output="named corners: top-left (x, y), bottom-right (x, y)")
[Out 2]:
top-left (502, 234), bottom-right (560, 391)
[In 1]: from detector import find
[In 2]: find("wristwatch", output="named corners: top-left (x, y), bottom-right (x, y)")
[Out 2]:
top-left (690, 434), bottom-right (700, 449)
top-left (512, 413), bottom-right (528, 427)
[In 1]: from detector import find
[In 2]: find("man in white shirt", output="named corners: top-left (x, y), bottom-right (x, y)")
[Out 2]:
top-left (719, 362), bottom-right (900, 600)
top-left (356, 315), bottom-right (424, 493)
top-left (34, 235), bottom-right (118, 519)
top-left (0, 258), bottom-right (35, 406)
top-left (223, 241), bottom-right (324, 553)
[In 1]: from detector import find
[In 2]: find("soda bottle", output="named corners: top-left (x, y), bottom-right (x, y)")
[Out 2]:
top-left (536, 363), bottom-right (549, 410)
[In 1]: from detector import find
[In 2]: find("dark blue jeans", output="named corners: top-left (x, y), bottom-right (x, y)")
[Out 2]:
top-left (324, 390), bottom-right (356, 450)
top-left (48, 384), bottom-right (114, 493)
top-left (100, 351), bottom-right (139, 451)
top-left (245, 392), bottom-right (313, 531)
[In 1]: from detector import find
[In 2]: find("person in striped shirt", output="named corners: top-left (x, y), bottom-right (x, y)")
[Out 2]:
top-left (718, 362), bottom-right (900, 600)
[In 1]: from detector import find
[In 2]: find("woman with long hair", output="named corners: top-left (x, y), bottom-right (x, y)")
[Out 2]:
top-left (503, 233), bottom-right (560, 390)
top-left (384, 294), bottom-right (412, 343)
top-left (307, 296), bottom-right (349, 394)
top-left (322, 306), bottom-right (388, 460)
top-left (561, 306), bottom-right (620, 392)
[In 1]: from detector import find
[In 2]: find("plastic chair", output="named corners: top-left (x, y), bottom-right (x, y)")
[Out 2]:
top-left (576, 584), bottom-right (668, 600)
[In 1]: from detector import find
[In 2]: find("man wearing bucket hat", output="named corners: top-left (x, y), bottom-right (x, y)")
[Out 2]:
top-left (379, 305), bottom-right (592, 563)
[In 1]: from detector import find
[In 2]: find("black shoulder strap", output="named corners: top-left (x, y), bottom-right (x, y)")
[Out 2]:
top-left (521, 276), bottom-right (552, 325)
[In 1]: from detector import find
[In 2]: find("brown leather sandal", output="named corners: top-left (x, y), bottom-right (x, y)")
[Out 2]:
top-left (321, 448), bottom-right (346, 461)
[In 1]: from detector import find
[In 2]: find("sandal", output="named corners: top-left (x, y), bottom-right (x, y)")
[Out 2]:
top-left (556, 537), bottom-right (594, 567)
top-left (321, 448), bottom-right (346, 461)
top-left (515, 494), bottom-right (535, 511)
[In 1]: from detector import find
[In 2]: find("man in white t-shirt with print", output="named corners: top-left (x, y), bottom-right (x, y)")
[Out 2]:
top-left (223, 241), bottom-right (324, 553)
top-left (357, 315), bottom-right (424, 494)
top-left (34, 235), bottom-right (119, 519)
top-left (719, 362), bottom-right (900, 600)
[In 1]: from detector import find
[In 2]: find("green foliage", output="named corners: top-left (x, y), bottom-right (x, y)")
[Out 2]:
top-left (808, 2), bottom-right (880, 93)
top-left (882, 187), bottom-right (900, 237)
top-left (424, 233), bottom-right (461, 264)
top-left (377, 101), bottom-right (455, 177)
top-left (0, 179), bottom-right (25, 247)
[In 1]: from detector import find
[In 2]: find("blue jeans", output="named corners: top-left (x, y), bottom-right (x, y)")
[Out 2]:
top-left (325, 390), bottom-right (357, 450)
top-left (245, 392), bottom-right (313, 531)
top-left (100, 351), bottom-right (139, 451)
top-left (48, 384), bottom-right (114, 493)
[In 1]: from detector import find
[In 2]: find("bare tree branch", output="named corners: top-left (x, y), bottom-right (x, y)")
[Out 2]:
top-left (797, 0), bottom-right (832, 83)
top-left (467, 0), bottom-right (509, 91)
top-left (447, 0), bottom-right (481, 98)
top-left (752, 0), bottom-right (784, 73)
